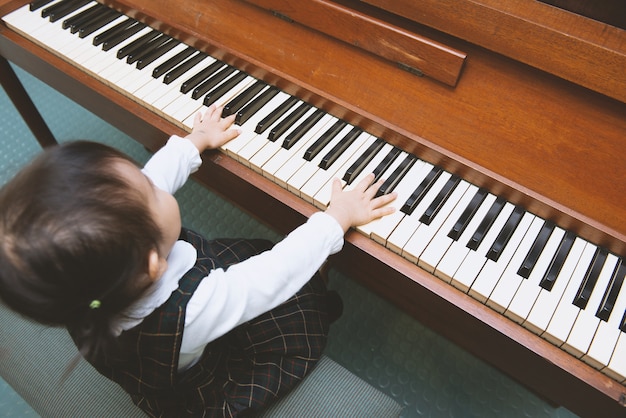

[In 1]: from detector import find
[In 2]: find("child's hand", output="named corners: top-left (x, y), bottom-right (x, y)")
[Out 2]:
top-left (325, 173), bottom-right (397, 233)
top-left (185, 105), bottom-right (241, 152)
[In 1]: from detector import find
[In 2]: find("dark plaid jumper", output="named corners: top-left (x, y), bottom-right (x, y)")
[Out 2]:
top-left (87, 229), bottom-right (331, 417)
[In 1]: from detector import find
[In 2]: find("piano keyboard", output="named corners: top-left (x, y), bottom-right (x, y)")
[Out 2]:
top-left (5, 0), bottom-right (626, 384)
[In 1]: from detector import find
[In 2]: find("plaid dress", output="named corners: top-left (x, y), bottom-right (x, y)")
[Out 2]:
top-left (89, 229), bottom-right (331, 417)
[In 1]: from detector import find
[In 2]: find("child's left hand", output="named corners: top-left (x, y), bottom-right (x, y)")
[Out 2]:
top-left (185, 105), bottom-right (241, 152)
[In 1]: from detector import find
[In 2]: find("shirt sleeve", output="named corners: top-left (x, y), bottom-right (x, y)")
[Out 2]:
top-left (179, 211), bottom-right (344, 370)
top-left (141, 135), bottom-right (202, 194)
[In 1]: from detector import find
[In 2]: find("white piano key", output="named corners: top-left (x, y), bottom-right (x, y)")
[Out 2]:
top-left (248, 107), bottom-right (319, 173)
top-left (523, 237), bottom-right (587, 335)
top-left (543, 242), bottom-right (596, 346)
top-left (563, 254), bottom-right (619, 358)
top-left (418, 184), bottom-right (479, 273)
top-left (469, 212), bottom-right (535, 303)
top-left (63, 16), bottom-right (128, 62)
top-left (451, 202), bottom-right (515, 293)
top-left (383, 171), bottom-right (452, 253)
top-left (606, 331), bottom-right (626, 383)
top-left (505, 227), bottom-right (566, 324)
top-left (28, 3), bottom-right (95, 53)
top-left (304, 132), bottom-right (372, 208)
top-left (368, 160), bottom-right (431, 247)
top-left (486, 216), bottom-right (545, 313)
top-left (584, 260), bottom-right (626, 370)
top-left (400, 180), bottom-right (471, 263)
top-left (3, 4), bottom-right (54, 34)
top-left (434, 193), bottom-right (497, 283)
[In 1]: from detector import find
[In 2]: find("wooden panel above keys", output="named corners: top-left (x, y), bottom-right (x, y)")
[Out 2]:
top-left (242, 0), bottom-right (467, 87)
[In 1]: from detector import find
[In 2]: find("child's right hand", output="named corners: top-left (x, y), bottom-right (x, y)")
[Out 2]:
top-left (324, 173), bottom-right (397, 233)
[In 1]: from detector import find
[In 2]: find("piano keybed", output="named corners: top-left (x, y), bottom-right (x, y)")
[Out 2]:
top-left (4, 0), bottom-right (626, 390)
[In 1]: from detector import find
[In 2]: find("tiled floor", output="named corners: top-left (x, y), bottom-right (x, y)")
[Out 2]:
top-left (0, 64), bottom-right (578, 417)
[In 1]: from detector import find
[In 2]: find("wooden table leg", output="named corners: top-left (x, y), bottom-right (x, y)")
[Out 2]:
top-left (0, 55), bottom-right (56, 147)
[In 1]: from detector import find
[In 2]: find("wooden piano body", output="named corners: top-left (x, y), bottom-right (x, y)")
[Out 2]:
top-left (0, 0), bottom-right (625, 416)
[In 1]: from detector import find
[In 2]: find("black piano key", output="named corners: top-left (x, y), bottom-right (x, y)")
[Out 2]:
top-left (466, 196), bottom-right (506, 251)
top-left (190, 62), bottom-right (234, 98)
top-left (319, 127), bottom-right (362, 170)
top-left (539, 230), bottom-right (576, 291)
top-left (342, 138), bottom-right (385, 185)
top-left (116, 29), bottom-right (161, 60)
top-left (620, 310), bottom-right (626, 333)
top-left (372, 147), bottom-right (402, 182)
top-left (255, 96), bottom-right (298, 133)
top-left (61, 3), bottom-right (101, 31)
top-left (136, 38), bottom-right (179, 70)
top-left (486, 205), bottom-right (525, 261)
top-left (162, 52), bottom-right (207, 85)
top-left (448, 188), bottom-right (488, 241)
top-left (419, 174), bottom-right (462, 225)
top-left (283, 109), bottom-right (326, 150)
top-left (235, 87), bottom-right (279, 125)
top-left (517, 220), bottom-right (555, 278)
top-left (267, 102), bottom-right (311, 141)
top-left (78, 9), bottom-right (122, 39)
top-left (102, 21), bottom-right (145, 51)
top-left (31, 0), bottom-right (55, 11)
top-left (303, 120), bottom-right (347, 161)
top-left (202, 72), bottom-right (248, 106)
top-left (152, 46), bottom-right (195, 78)
top-left (596, 258), bottom-right (626, 321)
top-left (93, 17), bottom-right (135, 46)
top-left (44, 0), bottom-right (91, 22)
top-left (573, 248), bottom-right (608, 309)
top-left (127, 34), bottom-right (169, 64)
top-left (180, 60), bottom-right (226, 95)
top-left (401, 166), bottom-right (443, 215)
top-left (375, 154), bottom-right (417, 197)
top-left (222, 80), bottom-right (267, 117)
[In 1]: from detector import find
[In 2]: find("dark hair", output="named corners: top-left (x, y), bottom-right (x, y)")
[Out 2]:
top-left (0, 141), bottom-right (163, 364)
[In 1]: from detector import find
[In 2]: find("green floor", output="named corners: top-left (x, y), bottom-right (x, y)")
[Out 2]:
top-left (0, 63), bottom-right (578, 417)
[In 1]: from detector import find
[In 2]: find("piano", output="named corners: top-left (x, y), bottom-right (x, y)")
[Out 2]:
top-left (1, 0), bottom-right (625, 416)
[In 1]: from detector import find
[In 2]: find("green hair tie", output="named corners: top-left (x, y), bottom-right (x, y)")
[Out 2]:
top-left (89, 300), bottom-right (101, 310)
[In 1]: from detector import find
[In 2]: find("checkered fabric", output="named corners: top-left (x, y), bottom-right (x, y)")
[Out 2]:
top-left (88, 229), bottom-right (330, 417)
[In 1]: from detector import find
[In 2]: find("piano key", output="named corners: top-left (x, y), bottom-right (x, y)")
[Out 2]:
top-left (255, 96), bottom-right (299, 133)
top-left (222, 80), bottom-right (268, 117)
top-left (116, 28), bottom-right (160, 60)
top-left (303, 119), bottom-right (347, 161)
top-left (447, 188), bottom-right (488, 240)
top-left (539, 230), bottom-right (577, 291)
top-left (486, 216), bottom-right (545, 313)
top-left (31, 0), bottom-right (56, 11)
top-left (469, 211), bottom-right (535, 303)
top-left (434, 193), bottom-right (497, 283)
top-left (385, 171), bottom-right (454, 253)
top-left (92, 17), bottom-right (136, 46)
top-left (77, 8), bottom-right (122, 39)
top-left (523, 237), bottom-right (587, 335)
top-left (202, 72), bottom-right (249, 106)
top-left (486, 205), bottom-right (525, 262)
top-left (451, 202), bottom-right (515, 292)
top-left (341, 142), bottom-right (393, 192)
top-left (563, 253), bottom-right (619, 358)
top-left (3, 4), bottom-right (51, 34)
top-left (372, 147), bottom-right (402, 183)
top-left (505, 226), bottom-right (566, 324)
top-left (606, 332), bottom-right (626, 382)
top-left (400, 180), bottom-right (472, 263)
top-left (126, 34), bottom-right (172, 65)
top-left (419, 174), bottom-right (461, 225)
top-left (596, 259), bottom-right (626, 321)
top-left (40, 0), bottom-right (66, 18)
top-left (61, 3), bottom-right (101, 31)
top-left (189, 64), bottom-right (235, 98)
top-left (162, 51), bottom-right (208, 84)
top-left (101, 21), bottom-right (146, 52)
top-left (267, 102), bottom-right (312, 141)
top-left (466, 196), bottom-right (506, 251)
top-left (26, 2), bottom-right (93, 52)
top-left (45, 0), bottom-right (91, 22)
top-left (400, 166), bottom-right (443, 215)
top-left (93, 26), bottom-right (154, 76)
top-left (517, 220), bottom-right (556, 278)
top-left (418, 184), bottom-right (480, 272)
top-left (235, 86), bottom-right (280, 125)
top-left (135, 38), bottom-right (180, 70)
top-left (342, 137), bottom-right (385, 184)
top-left (151, 45), bottom-right (196, 78)
top-left (543, 242), bottom-right (597, 346)
top-left (283, 109), bottom-right (326, 150)
top-left (375, 154), bottom-right (417, 197)
top-left (368, 160), bottom-right (432, 247)
top-left (318, 126), bottom-right (363, 169)
top-left (61, 15), bottom-right (127, 62)
top-left (573, 248), bottom-right (609, 309)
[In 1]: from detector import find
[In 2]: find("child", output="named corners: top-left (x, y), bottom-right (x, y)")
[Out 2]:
top-left (0, 105), bottom-right (396, 417)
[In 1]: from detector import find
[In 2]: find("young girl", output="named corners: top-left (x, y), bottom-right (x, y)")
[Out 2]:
top-left (0, 105), bottom-right (396, 417)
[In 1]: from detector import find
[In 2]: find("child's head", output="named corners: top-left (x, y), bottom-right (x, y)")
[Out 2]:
top-left (0, 141), bottom-right (175, 361)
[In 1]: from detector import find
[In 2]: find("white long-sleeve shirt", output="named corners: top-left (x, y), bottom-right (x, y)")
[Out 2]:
top-left (112, 136), bottom-right (344, 371)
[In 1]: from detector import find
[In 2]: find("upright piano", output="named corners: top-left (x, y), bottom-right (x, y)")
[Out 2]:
top-left (0, 0), bottom-right (625, 416)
